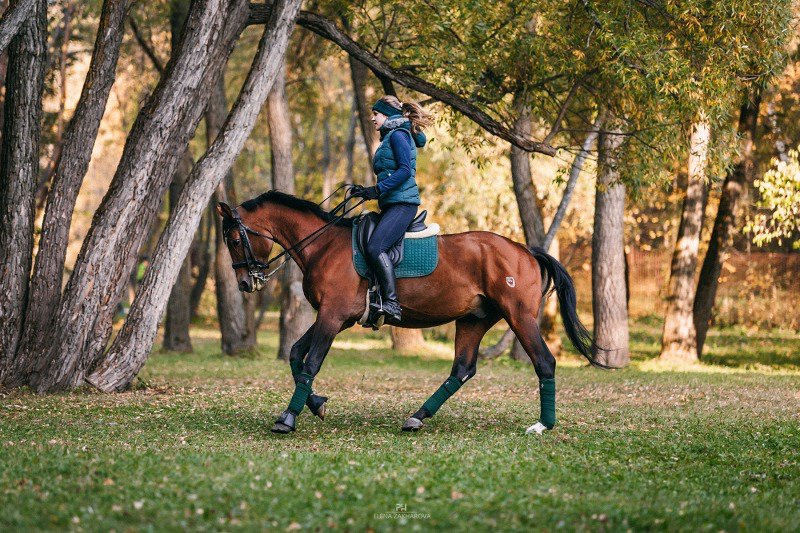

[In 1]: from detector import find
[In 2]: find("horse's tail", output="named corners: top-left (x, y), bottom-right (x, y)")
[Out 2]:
top-left (529, 247), bottom-right (611, 369)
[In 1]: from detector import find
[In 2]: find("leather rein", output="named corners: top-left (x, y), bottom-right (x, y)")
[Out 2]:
top-left (225, 185), bottom-right (365, 290)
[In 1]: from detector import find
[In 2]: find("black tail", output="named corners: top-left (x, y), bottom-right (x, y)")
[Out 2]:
top-left (529, 247), bottom-right (611, 369)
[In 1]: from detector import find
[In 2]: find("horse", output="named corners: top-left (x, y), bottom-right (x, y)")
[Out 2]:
top-left (216, 190), bottom-right (604, 434)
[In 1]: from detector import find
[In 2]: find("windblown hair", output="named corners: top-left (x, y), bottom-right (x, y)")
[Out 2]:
top-left (379, 95), bottom-right (433, 133)
top-left (240, 190), bottom-right (355, 227)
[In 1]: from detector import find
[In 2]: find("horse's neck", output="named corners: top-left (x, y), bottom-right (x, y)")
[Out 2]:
top-left (260, 205), bottom-right (343, 273)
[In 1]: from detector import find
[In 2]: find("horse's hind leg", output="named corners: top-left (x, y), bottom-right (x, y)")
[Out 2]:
top-left (402, 315), bottom-right (498, 431)
top-left (504, 312), bottom-right (557, 434)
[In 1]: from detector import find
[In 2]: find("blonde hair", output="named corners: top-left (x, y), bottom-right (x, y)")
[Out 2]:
top-left (380, 95), bottom-right (433, 133)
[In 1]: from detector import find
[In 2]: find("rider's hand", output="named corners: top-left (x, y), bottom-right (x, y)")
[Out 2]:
top-left (350, 185), bottom-right (380, 200)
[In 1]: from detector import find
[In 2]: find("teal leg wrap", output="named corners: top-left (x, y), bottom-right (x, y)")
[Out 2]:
top-left (539, 378), bottom-right (556, 429)
top-left (288, 373), bottom-right (314, 415)
top-left (422, 376), bottom-right (463, 416)
top-left (289, 358), bottom-right (303, 378)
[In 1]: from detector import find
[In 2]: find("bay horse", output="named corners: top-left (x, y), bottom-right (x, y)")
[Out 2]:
top-left (217, 190), bottom-right (604, 434)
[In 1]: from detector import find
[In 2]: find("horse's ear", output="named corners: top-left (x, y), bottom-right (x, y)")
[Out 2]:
top-left (216, 202), bottom-right (234, 219)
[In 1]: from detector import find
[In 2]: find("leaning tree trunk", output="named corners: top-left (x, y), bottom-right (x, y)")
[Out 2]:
top-left (592, 124), bottom-right (630, 367)
top-left (694, 96), bottom-right (759, 357)
top-left (268, 61), bottom-right (315, 361)
top-left (87, 0), bottom-right (303, 392)
top-left (31, 0), bottom-right (251, 392)
top-left (9, 0), bottom-right (132, 388)
top-left (207, 75), bottom-right (257, 354)
top-left (660, 117), bottom-right (711, 362)
top-left (0, 0), bottom-right (46, 383)
top-left (0, 0), bottom-right (37, 56)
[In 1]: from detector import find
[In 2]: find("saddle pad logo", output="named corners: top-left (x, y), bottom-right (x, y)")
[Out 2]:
top-left (506, 276), bottom-right (515, 288)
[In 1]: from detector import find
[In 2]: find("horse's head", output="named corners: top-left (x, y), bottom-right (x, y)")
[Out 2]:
top-left (216, 202), bottom-right (275, 293)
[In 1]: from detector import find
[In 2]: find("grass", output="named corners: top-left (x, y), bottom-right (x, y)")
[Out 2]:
top-left (1, 319), bottom-right (799, 531)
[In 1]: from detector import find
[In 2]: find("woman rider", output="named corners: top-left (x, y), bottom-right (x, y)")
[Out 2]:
top-left (350, 95), bottom-right (432, 322)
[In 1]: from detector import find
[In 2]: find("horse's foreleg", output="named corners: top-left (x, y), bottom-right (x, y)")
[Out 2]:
top-left (503, 312), bottom-right (557, 434)
top-left (288, 324), bottom-right (328, 420)
top-left (402, 315), bottom-right (497, 431)
top-left (272, 312), bottom-right (344, 434)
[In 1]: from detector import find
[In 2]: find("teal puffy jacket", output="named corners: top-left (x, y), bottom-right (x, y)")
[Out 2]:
top-left (373, 116), bottom-right (426, 209)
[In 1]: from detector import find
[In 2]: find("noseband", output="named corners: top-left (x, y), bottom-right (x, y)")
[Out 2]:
top-left (224, 185), bottom-right (366, 291)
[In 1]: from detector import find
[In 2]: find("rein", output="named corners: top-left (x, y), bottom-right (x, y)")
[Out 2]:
top-left (226, 184), bottom-right (365, 290)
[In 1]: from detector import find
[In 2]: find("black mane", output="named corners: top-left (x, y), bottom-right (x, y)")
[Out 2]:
top-left (239, 190), bottom-right (355, 227)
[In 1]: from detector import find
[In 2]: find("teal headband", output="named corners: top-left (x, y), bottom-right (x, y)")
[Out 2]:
top-left (372, 99), bottom-right (402, 117)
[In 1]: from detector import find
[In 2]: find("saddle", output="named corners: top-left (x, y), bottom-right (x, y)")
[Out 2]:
top-left (352, 211), bottom-right (440, 329)
top-left (354, 210), bottom-right (439, 267)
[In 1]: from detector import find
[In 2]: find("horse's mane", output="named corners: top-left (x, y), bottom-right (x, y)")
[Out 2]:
top-left (239, 190), bottom-right (355, 227)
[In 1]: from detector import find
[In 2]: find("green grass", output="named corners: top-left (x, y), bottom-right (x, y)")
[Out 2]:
top-left (1, 321), bottom-right (799, 531)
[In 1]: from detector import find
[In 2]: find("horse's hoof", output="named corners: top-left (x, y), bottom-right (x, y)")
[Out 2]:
top-left (525, 421), bottom-right (548, 435)
top-left (270, 422), bottom-right (294, 434)
top-left (270, 410), bottom-right (296, 433)
top-left (307, 394), bottom-right (328, 420)
top-left (402, 417), bottom-right (424, 431)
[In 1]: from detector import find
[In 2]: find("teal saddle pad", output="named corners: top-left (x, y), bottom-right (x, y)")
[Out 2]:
top-left (352, 226), bottom-right (439, 278)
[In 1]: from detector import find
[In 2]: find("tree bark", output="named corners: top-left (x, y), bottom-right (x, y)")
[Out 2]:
top-left (694, 96), bottom-right (759, 356)
top-left (268, 62), bottom-right (315, 360)
top-left (162, 0), bottom-right (193, 353)
top-left (509, 98), bottom-right (545, 362)
top-left (31, 0), bottom-right (251, 392)
top-left (660, 117), bottom-right (711, 362)
top-left (391, 328), bottom-right (425, 353)
top-left (189, 206), bottom-right (213, 319)
top-left (349, 55), bottom-right (379, 166)
top-left (592, 124), bottom-right (629, 367)
top-left (344, 96), bottom-right (357, 185)
top-left (87, 0), bottom-right (303, 392)
top-left (206, 75), bottom-right (257, 354)
top-left (0, 0), bottom-right (36, 56)
top-left (163, 155), bottom-right (194, 352)
top-left (0, 0), bottom-right (46, 383)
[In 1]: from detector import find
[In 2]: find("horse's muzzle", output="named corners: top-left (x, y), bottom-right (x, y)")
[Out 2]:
top-left (238, 279), bottom-right (252, 292)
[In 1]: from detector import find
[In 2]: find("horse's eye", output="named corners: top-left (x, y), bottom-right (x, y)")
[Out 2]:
top-left (230, 239), bottom-right (240, 246)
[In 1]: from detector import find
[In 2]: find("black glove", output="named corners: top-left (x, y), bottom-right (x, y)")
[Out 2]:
top-left (350, 185), bottom-right (380, 200)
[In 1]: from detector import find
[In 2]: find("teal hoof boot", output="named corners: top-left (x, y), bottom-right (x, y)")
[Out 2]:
top-left (307, 394), bottom-right (328, 420)
top-left (271, 410), bottom-right (296, 433)
top-left (402, 417), bottom-right (424, 432)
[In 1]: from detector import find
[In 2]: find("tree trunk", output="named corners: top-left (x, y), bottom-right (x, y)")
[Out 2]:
top-left (0, 0), bottom-right (37, 56)
top-left (0, 0), bottom-right (46, 383)
top-left (189, 206), bottom-right (213, 319)
top-left (391, 328), bottom-right (425, 353)
top-left (87, 0), bottom-right (302, 392)
top-left (509, 99), bottom-right (546, 362)
top-left (206, 75), bottom-right (257, 354)
top-left (694, 96), bottom-right (759, 356)
top-left (268, 61), bottom-right (315, 360)
top-left (163, 155), bottom-right (194, 352)
top-left (161, 0), bottom-right (193, 353)
top-left (592, 124), bottom-right (629, 367)
top-left (321, 114), bottom-right (333, 208)
top-left (660, 117), bottom-right (711, 362)
top-left (344, 96), bottom-right (357, 185)
top-left (348, 55), bottom-right (378, 182)
top-left (31, 0), bottom-right (251, 392)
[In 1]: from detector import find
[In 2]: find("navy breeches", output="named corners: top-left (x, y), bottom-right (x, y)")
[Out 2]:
top-left (365, 203), bottom-right (418, 263)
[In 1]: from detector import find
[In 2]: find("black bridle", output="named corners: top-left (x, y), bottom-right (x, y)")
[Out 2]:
top-left (224, 185), bottom-right (365, 291)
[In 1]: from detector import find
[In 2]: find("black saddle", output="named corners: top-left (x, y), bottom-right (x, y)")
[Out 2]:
top-left (355, 210), bottom-right (428, 267)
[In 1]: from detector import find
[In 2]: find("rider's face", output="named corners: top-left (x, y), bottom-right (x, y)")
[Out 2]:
top-left (371, 111), bottom-right (387, 130)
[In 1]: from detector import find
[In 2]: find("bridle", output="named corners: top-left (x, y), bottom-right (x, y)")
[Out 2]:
top-left (224, 184), bottom-right (365, 291)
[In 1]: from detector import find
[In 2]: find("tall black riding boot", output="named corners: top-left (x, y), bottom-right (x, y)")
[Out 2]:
top-left (370, 252), bottom-right (402, 322)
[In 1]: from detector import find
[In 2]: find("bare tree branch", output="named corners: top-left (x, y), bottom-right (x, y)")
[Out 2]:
top-left (129, 16), bottom-right (164, 75)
